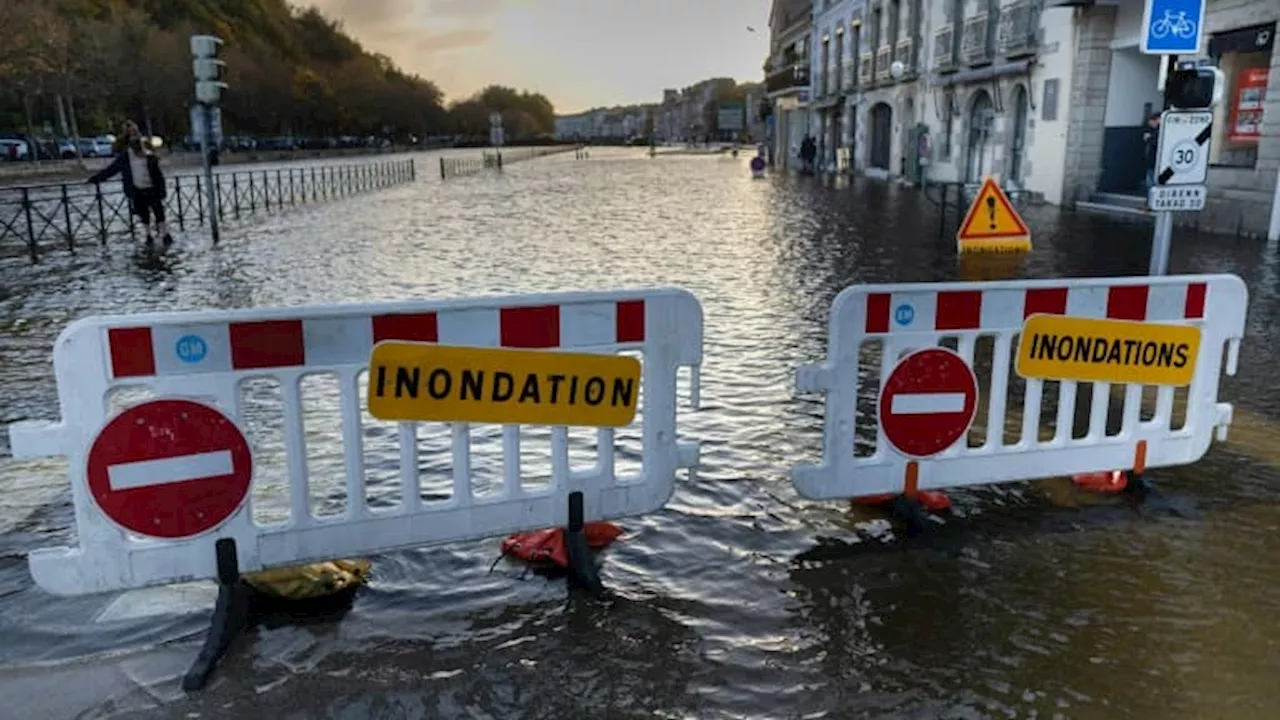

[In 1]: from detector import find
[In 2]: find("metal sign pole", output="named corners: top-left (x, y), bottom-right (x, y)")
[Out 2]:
top-left (201, 103), bottom-right (220, 245)
top-left (1149, 53), bottom-right (1178, 277)
top-left (1149, 211), bottom-right (1172, 275)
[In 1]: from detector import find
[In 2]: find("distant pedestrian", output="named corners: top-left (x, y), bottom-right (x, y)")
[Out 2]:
top-left (87, 120), bottom-right (172, 247)
top-left (800, 134), bottom-right (817, 174)
top-left (1143, 112), bottom-right (1161, 192)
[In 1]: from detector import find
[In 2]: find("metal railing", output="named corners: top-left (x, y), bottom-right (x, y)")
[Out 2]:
top-left (440, 145), bottom-right (579, 180)
top-left (874, 46), bottom-right (892, 83)
top-left (935, 25), bottom-right (957, 72)
top-left (998, 0), bottom-right (1040, 57)
top-left (963, 14), bottom-right (993, 65)
top-left (894, 37), bottom-right (916, 78)
top-left (0, 158), bottom-right (416, 263)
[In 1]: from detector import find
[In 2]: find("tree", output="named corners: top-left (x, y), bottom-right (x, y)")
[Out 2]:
top-left (0, 0), bottom-right (453, 145)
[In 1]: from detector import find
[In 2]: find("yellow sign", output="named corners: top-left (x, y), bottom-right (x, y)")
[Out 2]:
top-left (1015, 314), bottom-right (1201, 386)
top-left (956, 177), bottom-right (1032, 254)
top-left (367, 342), bottom-right (641, 427)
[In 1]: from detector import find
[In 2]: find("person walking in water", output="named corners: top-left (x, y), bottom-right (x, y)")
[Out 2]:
top-left (87, 120), bottom-right (172, 246)
top-left (1142, 112), bottom-right (1161, 193)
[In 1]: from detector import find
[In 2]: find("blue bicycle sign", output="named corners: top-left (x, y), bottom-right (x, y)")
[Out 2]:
top-left (1141, 0), bottom-right (1204, 54)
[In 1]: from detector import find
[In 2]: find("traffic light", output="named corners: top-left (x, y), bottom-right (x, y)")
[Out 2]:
top-left (1166, 64), bottom-right (1226, 110)
top-left (191, 35), bottom-right (227, 104)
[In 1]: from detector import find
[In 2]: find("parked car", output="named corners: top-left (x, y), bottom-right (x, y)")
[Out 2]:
top-left (78, 136), bottom-right (115, 157)
top-left (0, 138), bottom-right (28, 161)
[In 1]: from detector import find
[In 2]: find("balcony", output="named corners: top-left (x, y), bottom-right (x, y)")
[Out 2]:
top-left (765, 63), bottom-right (811, 95)
top-left (934, 25), bottom-right (957, 72)
top-left (858, 52), bottom-right (874, 88)
top-left (874, 45), bottom-right (892, 83)
top-left (962, 14), bottom-right (993, 66)
top-left (998, 0), bottom-right (1040, 58)
top-left (893, 37), bottom-right (915, 79)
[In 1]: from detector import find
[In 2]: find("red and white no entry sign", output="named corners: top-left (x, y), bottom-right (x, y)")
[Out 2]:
top-left (86, 398), bottom-right (253, 539)
top-left (878, 347), bottom-right (979, 458)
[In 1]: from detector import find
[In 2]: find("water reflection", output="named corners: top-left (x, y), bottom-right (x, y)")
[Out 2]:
top-left (2, 149), bottom-right (1280, 718)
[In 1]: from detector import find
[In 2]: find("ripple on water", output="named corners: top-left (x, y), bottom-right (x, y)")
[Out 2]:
top-left (4, 149), bottom-right (1280, 718)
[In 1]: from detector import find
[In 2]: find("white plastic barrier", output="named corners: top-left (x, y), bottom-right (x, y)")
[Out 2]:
top-left (10, 288), bottom-right (703, 595)
top-left (791, 274), bottom-right (1247, 500)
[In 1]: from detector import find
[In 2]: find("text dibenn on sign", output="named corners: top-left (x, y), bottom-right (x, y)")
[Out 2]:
top-left (1015, 314), bottom-right (1201, 386)
top-left (366, 342), bottom-right (641, 427)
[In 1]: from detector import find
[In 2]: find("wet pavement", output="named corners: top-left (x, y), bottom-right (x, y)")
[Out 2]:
top-left (3, 148), bottom-right (1280, 719)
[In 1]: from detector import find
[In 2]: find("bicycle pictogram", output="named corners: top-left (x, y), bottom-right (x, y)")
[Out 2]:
top-left (1151, 10), bottom-right (1198, 40)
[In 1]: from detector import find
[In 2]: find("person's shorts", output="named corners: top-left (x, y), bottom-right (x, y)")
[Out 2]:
top-left (131, 187), bottom-right (166, 225)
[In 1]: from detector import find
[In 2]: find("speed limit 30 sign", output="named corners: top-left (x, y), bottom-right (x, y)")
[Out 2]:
top-left (1155, 110), bottom-right (1212, 186)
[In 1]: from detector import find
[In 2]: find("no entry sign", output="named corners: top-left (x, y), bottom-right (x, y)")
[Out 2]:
top-left (878, 348), bottom-right (979, 458)
top-left (86, 399), bottom-right (252, 539)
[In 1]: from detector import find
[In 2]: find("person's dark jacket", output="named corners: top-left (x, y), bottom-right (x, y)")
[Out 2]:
top-left (1143, 125), bottom-right (1160, 169)
top-left (87, 150), bottom-right (167, 200)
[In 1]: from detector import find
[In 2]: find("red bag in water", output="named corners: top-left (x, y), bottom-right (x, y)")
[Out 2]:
top-left (851, 491), bottom-right (952, 512)
top-left (500, 522), bottom-right (624, 568)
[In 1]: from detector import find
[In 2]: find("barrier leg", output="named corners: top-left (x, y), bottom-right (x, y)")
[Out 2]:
top-left (888, 495), bottom-right (930, 537)
top-left (564, 491), bottom-right (603, 594)
top-left (182, 538), bottom-right (254, 692)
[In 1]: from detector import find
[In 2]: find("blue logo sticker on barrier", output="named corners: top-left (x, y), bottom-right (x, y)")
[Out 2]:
top-left (175, 335), bottom-right (208, 364)
top-left (895, 304), bottom-right (915, 327)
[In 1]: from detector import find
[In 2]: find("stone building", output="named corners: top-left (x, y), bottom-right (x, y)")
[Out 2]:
top-left (1065, 0), bottom-right (1278, 237)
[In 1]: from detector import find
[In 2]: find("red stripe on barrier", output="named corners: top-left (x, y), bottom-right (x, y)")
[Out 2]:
top-left (935, 291), bottom-right (982, 330)
top-left (108, 327), bottom-right (156, 378)
top-left (1023, 288), bottom-right (1068, 318)
top-left (866, 293), bottom-right (890, 334)
top-left (229, 320), bottom-right (305, 369)
top-left (372, 313), bottom-right (439, 343)
top-left (501, 306), bottom-right (560, 348)
top-left (616, 300), bottom-right (645, 343)
top-left (1107, 286), bottom-right (1149, 321)
top-left (1184, 282), bottom-right (1207, 319)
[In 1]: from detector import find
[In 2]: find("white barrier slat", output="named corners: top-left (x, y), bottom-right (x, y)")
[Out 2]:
top-left (14, 288), bottom-right (704, 596)
top-left (792, 274), bottom-right (1247, 501)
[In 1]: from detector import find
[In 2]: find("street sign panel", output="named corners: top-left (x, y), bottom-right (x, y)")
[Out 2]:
top-left (86, 398), bottom-right (252, 539)
top-left (956, 177), bottom-right (1032, 254)
top-left (1149, 184), bottom-right (1206, 211)
top-left (1141, 0), bottom-right (1205, 54)
top-left (878, 348), bottom-right (979, 458)
top-left (1155, 110), bottom-right (1212, 186)
top-left (1157, 109), bottom-right (1213, 185)
top-left (189, 105), bottom-right (223, 146)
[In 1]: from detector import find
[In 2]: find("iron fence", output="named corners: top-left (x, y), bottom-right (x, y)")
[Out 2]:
top-left (0, 158), bottom-right (416, 263)
top-left (439, 145), bottom-right (580, 180)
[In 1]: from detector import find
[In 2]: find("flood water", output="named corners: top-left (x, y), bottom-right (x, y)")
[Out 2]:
top-left (3, 148), bottom-right (1280, 719)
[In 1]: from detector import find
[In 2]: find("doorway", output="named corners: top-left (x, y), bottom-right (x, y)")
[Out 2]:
top-left (1099, 47), bottom-right (1162, 194)
top-left (965, 90), bottom-right (994, 183)
top-left (1008, 85), bottom-right (1028, 184)
top-left (869, 102), bottom-right (892, 170)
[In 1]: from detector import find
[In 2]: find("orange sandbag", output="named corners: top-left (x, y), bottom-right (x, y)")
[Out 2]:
top-left (1071, 470), bottom-right (1128, 493)
top-left (500, 522), bottom-right (623, 568)
top-left (851, 491), bottom-right (951, 512)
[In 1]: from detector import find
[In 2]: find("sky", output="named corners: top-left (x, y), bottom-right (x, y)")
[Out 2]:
top-left (311, 0), bottom-right (773, 114)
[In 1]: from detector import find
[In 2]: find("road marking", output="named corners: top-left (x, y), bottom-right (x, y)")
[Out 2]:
top-left (890, 392), bottom-right (968, 415)
top-left (107, 450), bottom-right (235, 491)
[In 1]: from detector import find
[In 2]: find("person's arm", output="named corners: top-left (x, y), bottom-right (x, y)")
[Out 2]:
top-left (87, 154), bottom-right (124, 184)
top-left (150, 156), bottom-right (168, 199)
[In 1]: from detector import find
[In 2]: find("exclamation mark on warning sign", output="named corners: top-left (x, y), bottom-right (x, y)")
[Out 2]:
top-left (986, 196), bottom-right (997, 229)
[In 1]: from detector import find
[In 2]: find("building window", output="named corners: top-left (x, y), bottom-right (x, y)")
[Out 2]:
top-left (1207, 22), bottom-right (1275, 169)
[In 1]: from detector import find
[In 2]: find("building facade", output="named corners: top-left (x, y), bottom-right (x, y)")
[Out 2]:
top-left (809, 0), bottom-right (868, 173)
top-left (792, 0), bottom-right (1277, 236)
top-left (765, 0), bottom-right (815, 169)
top-left (1062, 0), bottom-right (1277, 237)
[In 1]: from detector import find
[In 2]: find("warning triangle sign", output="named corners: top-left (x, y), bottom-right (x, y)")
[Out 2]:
top-left (956, 177), bottom-right (1032, 254)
